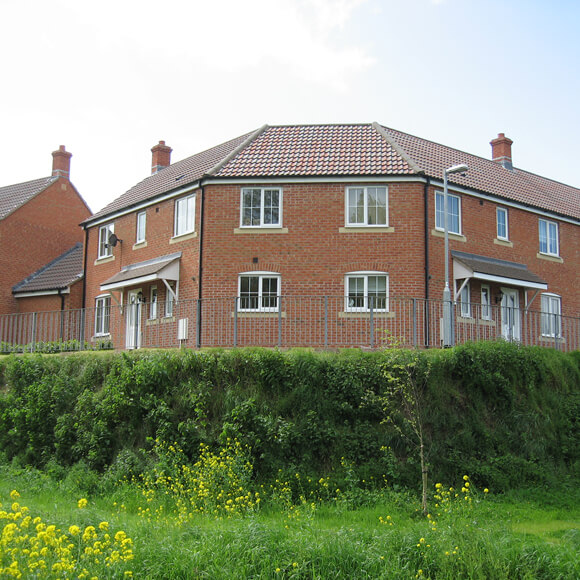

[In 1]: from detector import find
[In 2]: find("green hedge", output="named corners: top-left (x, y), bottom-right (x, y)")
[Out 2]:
top-left (0, 343), bottom-right (577, 491)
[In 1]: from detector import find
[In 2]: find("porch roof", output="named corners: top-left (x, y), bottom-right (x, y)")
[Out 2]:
top-left (100, 252), bottom-right (181, 292)
top-left (452, 251), bottom-right (548, 290)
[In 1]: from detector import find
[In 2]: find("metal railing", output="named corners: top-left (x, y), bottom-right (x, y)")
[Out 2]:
top-left (1, 297), bottom-right (578, 352)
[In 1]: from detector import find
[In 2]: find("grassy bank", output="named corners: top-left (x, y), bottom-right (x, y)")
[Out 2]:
top-left (0, 465), bottom-right (578, 579)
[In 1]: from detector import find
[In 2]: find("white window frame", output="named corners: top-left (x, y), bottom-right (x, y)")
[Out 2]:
top-left (174, 194), bottom-right (196, 237)
top-left (344, 271), bottom-right (389, 312)
top-left (94, 295), bottom-right (111, 336)
top-left (149, 286), bottom-right (158, 319)
top-left (136, 211), bottom-right (146, 244)
top-left (435, 191), bottom-right (461, 235)
top-left (345, 186), bottom-right (388, 227)
top-left (539, 219), bottom-right (559, 256)
top-left (541, 293), bottom-right (561, 337)
top-left (238, 272), bottom-right (281, 312)
top-left (481, 284), bottom-right (491, 321)
top-left (496, 207), bottom-right (508, 240)
top-left (165, 283), bottom-right (175, 318)
top-left (240, 187), bottom-right (282, 228)
top-left (98, 223), bottom-right (114, 259)
top-left (458, 281), bottom-right (471, 318)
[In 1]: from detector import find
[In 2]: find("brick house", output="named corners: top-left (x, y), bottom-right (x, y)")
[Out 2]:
top-left (0, 146), bottom-right (91, 318)
top-left (81, 125), bottom-right (580, 350)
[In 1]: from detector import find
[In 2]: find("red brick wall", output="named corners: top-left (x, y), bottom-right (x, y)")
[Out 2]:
top-left (83, 179), bottom-right (579, 347)
top-left (0, 179), bottom-right (91, 315)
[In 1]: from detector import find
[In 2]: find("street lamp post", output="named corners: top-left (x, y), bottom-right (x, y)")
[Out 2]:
top-left (443, 163), bottom-right (468, 347)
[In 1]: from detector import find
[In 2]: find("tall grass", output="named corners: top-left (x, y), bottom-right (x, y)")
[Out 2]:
top-left (0, 464), bottom-right (577, 579)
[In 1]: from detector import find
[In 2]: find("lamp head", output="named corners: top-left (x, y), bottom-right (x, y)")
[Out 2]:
top-left (446, 163), bottom-right (469, 175)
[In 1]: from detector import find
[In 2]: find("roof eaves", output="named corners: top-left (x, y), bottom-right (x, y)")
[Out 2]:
top-left (207, 125), bottom-right (269, 177)
top-left (372, 123), bottom-right (424, 174)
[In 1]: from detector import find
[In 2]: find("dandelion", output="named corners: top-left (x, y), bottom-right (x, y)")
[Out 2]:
top-left (9, 490), bottom-right (20, 500)
top-left (484, 488), bottom-right (489, 494)
top-left (78, 498), bottom-right (88, 509)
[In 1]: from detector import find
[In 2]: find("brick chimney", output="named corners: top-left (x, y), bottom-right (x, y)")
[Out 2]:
top-left (151, 140), bottom-right (172, 174)
top-left (52, 145), bottom-right (72, 179)
top-left (490, 133), bottom-right (513, 170)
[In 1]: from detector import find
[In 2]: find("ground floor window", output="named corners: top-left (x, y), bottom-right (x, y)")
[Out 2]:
top-left (458, 281), bottom-right (471, 318)
top-left (345, 272), bottom-right (388, 312)
top-left (94, 295), bottom-right (111, 336)
top-left (541, 293), bottom-right (561, 337)
top-left (239, 273), bottom-right (280, 312)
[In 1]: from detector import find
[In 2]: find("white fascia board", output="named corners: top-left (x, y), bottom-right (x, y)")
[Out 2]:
top-left (208, 176), bottom-right (426, 186)
top-left (100, 273), bottom-right (159, 292)
top-left (13, 289), bottom-right (68, 298)
top-left (86, 182), bottom-right (201, 228)
top-left (473, 272), bottom-right (547, 290)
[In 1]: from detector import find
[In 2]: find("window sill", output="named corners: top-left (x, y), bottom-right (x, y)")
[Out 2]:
top-left (170, 231), bottom-right (197, 244)
top-left (92, 333), bottom-right (111, 340)
top-left (94, 255), bottom-right (115, 266)
top-left (477, 319), bottom-right (496, 326)
top-left (231, 311), bottom-right (286, 318)
top-left (494, 238), bottom-right (513, 247)
top-left (339, 226), bottom-right (394, 233)
top-left (133, 241), bottom-right (148, 250)
top-left (539, 335), bottom-right (566, 344)
top-left (431, 229), bottom-right (466, 242)
top-left (234, 227), bottom-right (288, 234)
top-left (537, 252), bottom-right (563, 263)
top-left (339, 311), bottom-right (394, 319)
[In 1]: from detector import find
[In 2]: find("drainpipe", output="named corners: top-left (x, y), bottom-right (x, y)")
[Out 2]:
top-left (196, 182), bottom-right (206, 348)
top-left (81, 226), bottom-right (89, 345)
top-left (424, 177), bottom-right (431, 347)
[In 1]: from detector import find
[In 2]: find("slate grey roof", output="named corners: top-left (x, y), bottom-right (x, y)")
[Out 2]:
top-left (0, 176), bottom-right (57, 220)
top-left (84, 124), bottom-right (580, 225)
top-left (12, 243), bottom-right (84, 294)
top-left (452, 250), bottom-right (547, 286)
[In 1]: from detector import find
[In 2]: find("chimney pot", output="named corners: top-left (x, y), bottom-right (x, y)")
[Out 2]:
top-left (151, 140), bottom-right (172, 174)
top-left (51, 145), bottom-right (72, 179)
top-left (490, 133), bottom-right (513, 170)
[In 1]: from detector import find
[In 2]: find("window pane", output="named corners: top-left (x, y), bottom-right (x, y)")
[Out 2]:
top-left (435, 193), bottom-right (444, 229)
top-left (367, 188), bottom-right (387, 225)
top-left (240, 276), bottom-right (259, 310)
top-left (261, 277), bottom-right (278, 308)
top-left (348, 277), bottom-right (365, 308)
top-left (242, 189), bottom-right (262, 226)
top-left (263, 189), bottom-right (280, 225)
top-left (497, 209), bottom-right (506, 239)
top-left (539, 220), bottom-right (547, 253)
top-left (548, 222), bottom-right (558, 254)
top-left (449, 196), bottom-right (460, 233)
top-left (368, 275), bottom-right (387, 309)
top-left (348, 188), bottom-right (364, 224)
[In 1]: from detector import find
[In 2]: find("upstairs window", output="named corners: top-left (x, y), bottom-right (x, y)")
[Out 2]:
top-left (94, 295), bottom-right (111, 336)
top-left (241, 188), bottom-right (281, 227)
top-left (541, 294), bottom-right (561, 337)
top-left (496, 207), bottom-right (508, 240)
top-left (435, 192), bottom-right (461, 235)
top-left (136, 211), bottom-right (146, 243)
top-left (98, 223), bottom-right (114, 259)
top-left (346, 186), bottom-right (388, 226)
top-left (345, 272), bottom-right (388, 312)
top-left (539, 219), bottom-right (559, 256)
top-left (238, 273), bottom-right (280, 312)
top-left (174, 194), bottom-right (196, 237)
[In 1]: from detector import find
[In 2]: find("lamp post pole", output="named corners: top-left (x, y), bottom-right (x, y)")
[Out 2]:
top-left (442, 164), bottom-right (468, 347)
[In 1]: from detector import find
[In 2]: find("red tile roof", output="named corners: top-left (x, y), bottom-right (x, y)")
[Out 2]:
top-left (12, 243), bottom-right (84, 294)
top-left (85, 124), bottom-right (580, 224)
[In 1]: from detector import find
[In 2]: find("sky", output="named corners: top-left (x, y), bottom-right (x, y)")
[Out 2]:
top-left (1, 0), bottom-right (579, 214)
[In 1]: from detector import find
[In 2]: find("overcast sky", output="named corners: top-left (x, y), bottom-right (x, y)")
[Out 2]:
top-left (2, 0), bottom-right (579, 213)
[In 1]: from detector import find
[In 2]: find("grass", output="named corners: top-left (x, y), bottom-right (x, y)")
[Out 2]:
top-left (0, 465), bottom-right (578, 579)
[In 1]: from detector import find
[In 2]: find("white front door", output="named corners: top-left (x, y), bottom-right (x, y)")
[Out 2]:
top-left (501, 288), bottom-right (520, 341)
top-left (126, 290), bottom-right (142, 349)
